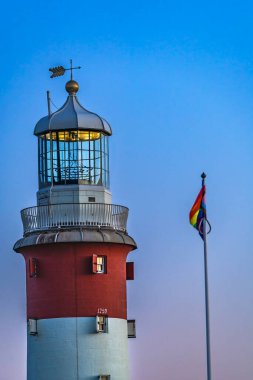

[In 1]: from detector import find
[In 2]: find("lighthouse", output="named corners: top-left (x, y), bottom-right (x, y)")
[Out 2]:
top-left (14, 70), bottom-right (137, 380)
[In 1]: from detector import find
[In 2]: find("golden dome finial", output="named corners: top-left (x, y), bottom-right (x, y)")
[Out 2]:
top-left (65, 80), bottom-right (79, 95)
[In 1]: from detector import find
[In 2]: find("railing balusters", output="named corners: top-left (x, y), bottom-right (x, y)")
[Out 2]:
top-left (21, 203), bottom-right (128, 235)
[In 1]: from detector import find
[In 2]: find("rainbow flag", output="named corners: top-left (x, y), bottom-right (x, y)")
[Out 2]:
top-left (189, 185), bottom-right (206, 235)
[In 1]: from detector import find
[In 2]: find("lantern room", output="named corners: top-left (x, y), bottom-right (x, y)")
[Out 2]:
top-left (34, 80), bottom-right (112, 190)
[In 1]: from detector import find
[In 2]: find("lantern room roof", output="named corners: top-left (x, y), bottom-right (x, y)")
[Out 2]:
top-left (34, 80), bottom-right (112, 136)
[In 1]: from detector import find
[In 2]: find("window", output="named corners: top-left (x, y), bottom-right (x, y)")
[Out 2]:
top-left (97, 257), bottom-right (105, 273)
top-left (99, 376), bottom-right (110, 380)
top-left (92, 255), bottom-right (106, 274)
top-left (96, 316), bottom-right (108, 333)
top-left (28, 319), bottom-right (38, 336)
top-left (127, 320), bottom-right (136, 338)
top-left (88, 196), bottom-right (96, 202)
top-left (29, 258), bottom-right (39, 278)
top-left (126, 262), bottom-right (134, 280)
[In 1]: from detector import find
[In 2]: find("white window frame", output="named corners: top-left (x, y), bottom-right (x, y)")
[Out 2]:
top-left (96, 315), bottom-right (108, 333)
top-left (96, 256), bottom-right (105, 273)
top-left (93, 254), bottom-right (106, 274)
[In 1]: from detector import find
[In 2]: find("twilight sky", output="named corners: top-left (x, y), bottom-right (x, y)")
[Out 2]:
top-left (1, 0), bottom-right (253, 379)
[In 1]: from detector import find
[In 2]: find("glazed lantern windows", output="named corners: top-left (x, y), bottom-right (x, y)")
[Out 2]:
top-left (38, 130), bottom-right (109, 189)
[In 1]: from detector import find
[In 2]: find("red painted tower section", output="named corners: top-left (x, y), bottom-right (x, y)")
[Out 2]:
top-left (21, 242), bottom-right (133, 319)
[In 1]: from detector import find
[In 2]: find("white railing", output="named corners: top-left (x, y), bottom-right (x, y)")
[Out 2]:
top-left (21, 203), bottom-right (129, 235)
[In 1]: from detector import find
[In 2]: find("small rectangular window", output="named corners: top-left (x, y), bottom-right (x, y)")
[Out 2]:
top-left (92, 255), bottom-right (106, 274)
top-left (97, 256), bottom-right (105, 273)
top-left (28, 319), bottom-right (38, 336)
top-left (96, 316), bottom-right (108, 333)
top-left (88, 196), bottom-right (96, 202)
top-left (126, 262), bottom-right (134, 280)
top-left (29, 258), bottom-right (39, 278)
top-left (127, 320), bottom-right (136, 338)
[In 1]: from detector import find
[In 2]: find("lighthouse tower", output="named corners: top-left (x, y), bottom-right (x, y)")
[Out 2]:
top-left (14, 74), bottom-right (137, 380)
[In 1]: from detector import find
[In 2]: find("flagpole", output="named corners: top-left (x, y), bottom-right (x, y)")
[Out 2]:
top-left (201, 172), bottom-right (212, 380)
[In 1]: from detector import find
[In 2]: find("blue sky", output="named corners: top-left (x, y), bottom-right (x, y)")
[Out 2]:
top-left (1, 1), bottom-right (253, 379)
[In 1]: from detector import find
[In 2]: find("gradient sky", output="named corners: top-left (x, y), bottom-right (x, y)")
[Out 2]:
top-left (1, 0), bottom-right (253, 379)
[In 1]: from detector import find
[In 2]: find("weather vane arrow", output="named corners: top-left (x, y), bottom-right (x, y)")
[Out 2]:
top-left (49, 59), bottom-right (81, 79)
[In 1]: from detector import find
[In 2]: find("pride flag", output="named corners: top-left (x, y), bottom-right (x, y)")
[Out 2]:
top-left (189, 185), bottom-right (206, 234)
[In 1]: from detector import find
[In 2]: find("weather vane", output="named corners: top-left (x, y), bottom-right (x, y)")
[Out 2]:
top-left (49, 59), bottom-right (81, 80)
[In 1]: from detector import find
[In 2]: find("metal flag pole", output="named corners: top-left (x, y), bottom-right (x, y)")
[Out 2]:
top-left (201, 172), bottom-right (212, 380)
